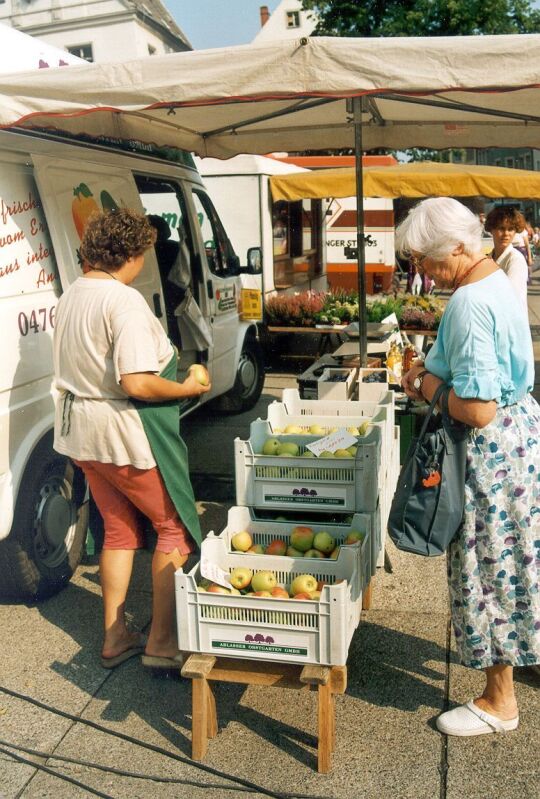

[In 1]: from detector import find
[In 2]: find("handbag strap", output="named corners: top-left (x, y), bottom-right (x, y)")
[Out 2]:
top-left (416, 383), bottom-right (447, 443)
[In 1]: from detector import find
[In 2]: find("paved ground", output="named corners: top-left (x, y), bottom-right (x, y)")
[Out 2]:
top-left (0, 272), bottom-right (539, 799)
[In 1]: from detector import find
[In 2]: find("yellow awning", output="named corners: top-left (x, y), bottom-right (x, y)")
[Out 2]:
top-left (269, 162), bottom-right (540, 202)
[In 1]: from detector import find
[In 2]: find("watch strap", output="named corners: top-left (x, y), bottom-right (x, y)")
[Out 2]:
top-left (414, 369), bottom-right (429, 393)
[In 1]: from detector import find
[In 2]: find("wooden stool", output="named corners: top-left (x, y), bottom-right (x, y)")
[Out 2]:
top-left (181, 655), bottom-right (347, 773)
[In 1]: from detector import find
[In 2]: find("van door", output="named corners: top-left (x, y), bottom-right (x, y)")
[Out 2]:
top-left (32, 155), bottom-right (166, 323)
top-left (190, 188), bottom-right (241, 396)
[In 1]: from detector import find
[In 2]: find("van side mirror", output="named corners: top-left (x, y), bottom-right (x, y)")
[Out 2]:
top-left (245, 247), bottom-right (263, 274)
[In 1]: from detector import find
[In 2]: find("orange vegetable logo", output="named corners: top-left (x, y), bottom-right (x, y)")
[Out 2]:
top-left (72, 183), bottom-right (99, 239)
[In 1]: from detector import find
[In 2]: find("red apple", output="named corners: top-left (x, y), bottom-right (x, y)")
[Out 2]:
top-left (316, 579), bottom-right (328, 591)
top-left (345, 530), bottom-right (366, 545)
top-left (293, 592), bottom-right (312, 600)
top-left (247, 543), bottom-right (265, 555)
top-left (271, 586), bottom-right (289, 599)
top-left (253, 590), bottom-right (272, 597)
top-left (290, 526), bottom-right (314, 552)
top-left (206, 583), bottom-right (230, 594)
top-left (265, 539), bottom-right (287, 556)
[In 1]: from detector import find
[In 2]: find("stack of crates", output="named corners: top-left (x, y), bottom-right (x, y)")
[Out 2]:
top-left (175, 387), bottom-right (399, 667)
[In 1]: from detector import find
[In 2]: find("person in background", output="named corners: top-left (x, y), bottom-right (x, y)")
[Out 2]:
top-left (484, 206), bottom-right (529, 315)
top-left (509, 211), bottom-right (533, 283)
top-left (396, 197), bottom-right (539, 738)
top-left (53, 209), bottom-right (210, 670)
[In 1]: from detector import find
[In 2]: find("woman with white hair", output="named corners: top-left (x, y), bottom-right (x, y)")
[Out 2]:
top-left (396, 197), bottom-right (540, 737)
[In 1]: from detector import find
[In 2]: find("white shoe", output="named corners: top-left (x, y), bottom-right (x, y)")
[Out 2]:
top-left (436, 701), bottom-right (519, 737)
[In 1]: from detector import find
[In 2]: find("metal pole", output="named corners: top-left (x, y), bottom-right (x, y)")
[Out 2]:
top-left (352, 97), bottom-right (367, 366)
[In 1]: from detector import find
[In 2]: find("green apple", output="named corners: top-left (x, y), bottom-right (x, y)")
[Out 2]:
top-left (286, 545), bottom-right (304, 557)
top-left (262, 438), bottom-right (281, 455)
top-left (277, 441), bottom-right (299, 456)
top-left (318, 450), bottom-right (334, 458)
top-left (231, 530), bottom-right (253, 552)
top-left (334, 448), bottom-right (352, 458)
top-left (359, 421), bottom-right (370, 435)
top-left (313, 531), bottom-right (336, 554)
top-left (229, 567), bottom-right (253, 590)
top-left (290, 574), bottom-right (318, 595)
top-left (304, 548), bottom-right (325, 558)
top-left (308, 424), bottom-right (326, 435)
top-left (301, 450), bottom-right (315, 458)
top-left (345, 530), bottom-right (366, 545)
top-left (189, 364), bottom-right (210, 386)
top-left (290, 526), bottom-right (314, 552)
top-left (346, 426), bottom-right (360, 435)
top-left (347, 445), bottom-right (358, 457)
top-left (251, 570), bottom-right (277, 592)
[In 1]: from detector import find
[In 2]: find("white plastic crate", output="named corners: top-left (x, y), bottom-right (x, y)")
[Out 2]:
top-left (281, 387), bottom-right (395, 428)
top-left (267, 401), bottom-right (393, 473)
top-left (317, 368), bottom-right (357, 401)
top-left (235, 419), bottom-right (382, 513)
top-left (175, 535), bottom-right (368, 666)
top-left (216, 505), bottom-right (372, 593)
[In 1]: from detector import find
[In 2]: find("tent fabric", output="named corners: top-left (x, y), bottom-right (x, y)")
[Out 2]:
top-left (0, 35), bottom-right (540, 156)
top-left (269, 162), bottom-right (540, 202)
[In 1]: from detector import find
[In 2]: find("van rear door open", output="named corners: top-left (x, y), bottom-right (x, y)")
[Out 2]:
top-left (32, 155), bottom-right (166, 323)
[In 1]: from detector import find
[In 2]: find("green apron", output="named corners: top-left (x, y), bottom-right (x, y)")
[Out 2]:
top-left (132, 353), bottom-right (202, 548)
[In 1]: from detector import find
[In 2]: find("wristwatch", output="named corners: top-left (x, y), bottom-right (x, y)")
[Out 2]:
top-left (413, 369), bottom-right (429, 394)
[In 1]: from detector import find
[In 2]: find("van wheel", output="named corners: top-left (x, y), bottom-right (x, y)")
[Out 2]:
top-left (0, 439), bottom-right (88, 601)
top-left (214, 336), bottom-right (265, 413)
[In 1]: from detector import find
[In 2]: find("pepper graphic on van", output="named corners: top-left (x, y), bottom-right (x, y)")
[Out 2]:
top-left (72, 183), bottom-right (99, 238)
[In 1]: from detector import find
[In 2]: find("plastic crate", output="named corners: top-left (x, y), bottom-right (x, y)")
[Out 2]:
top-left (216, 505), bottom-right (371, 593)
top-left (235, 419), bottom-right (382, 513)
top-left (281, 387), bottom-right (395, 429)
top-left (175, 535), bottom-right (368, 666)
top-left (317, 368), bottom-right (357, 401)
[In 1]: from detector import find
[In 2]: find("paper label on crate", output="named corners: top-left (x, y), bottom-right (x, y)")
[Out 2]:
top-left (306, 428), bottom-right (357, 457)
top-left (263, 484), bottom-right (347, 506)
top-left (200, 556), bottom-right (231, 589)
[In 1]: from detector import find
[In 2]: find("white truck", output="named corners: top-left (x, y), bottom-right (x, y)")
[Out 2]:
top-left (197, 154), bottom-right (328, 318)
top-left (0, 128), bottom-right (264, 600)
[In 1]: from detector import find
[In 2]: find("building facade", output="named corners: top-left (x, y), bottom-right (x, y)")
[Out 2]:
top-left (253, 1), bottom-right (316, 43)
top-left (0, 0), bottom-right (191, 63)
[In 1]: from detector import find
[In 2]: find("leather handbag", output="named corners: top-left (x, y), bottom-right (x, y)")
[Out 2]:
top-left (388, 384), bottom-right (469, 557)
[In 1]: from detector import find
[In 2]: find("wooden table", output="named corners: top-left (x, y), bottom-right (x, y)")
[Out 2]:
top-left (181, 655), bottom-right (347, 773)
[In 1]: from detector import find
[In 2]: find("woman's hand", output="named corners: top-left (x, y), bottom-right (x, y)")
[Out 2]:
top-left (402, 362), bottom-right (428, 401)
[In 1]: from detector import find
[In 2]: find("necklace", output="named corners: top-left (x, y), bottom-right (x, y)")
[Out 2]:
top-left (452, 256), bottom-right (490, 293)
top-left (91, 267), bottom-right (117, 280)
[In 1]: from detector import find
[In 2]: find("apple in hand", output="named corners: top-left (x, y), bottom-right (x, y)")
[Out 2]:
top-left (229, 567), bottom-right (253, 590)
top-left (251, 570), bottom-right (277, 592)
top-left (313, 531), bottom-right (336, 554)
top-left (231, 530), bottom-right (253, 552)
top-left (290, 526), bottom-right (314, 552)
top-left (290, 574), bottom-right (318, 595)
top-left (189, 363), bottom-right (210, 386)
top-left (265, 539), bottom-right (287, 556)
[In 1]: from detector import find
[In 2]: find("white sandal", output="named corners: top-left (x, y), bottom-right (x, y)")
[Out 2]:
top-left (436, 701), bottom-right (519, 737)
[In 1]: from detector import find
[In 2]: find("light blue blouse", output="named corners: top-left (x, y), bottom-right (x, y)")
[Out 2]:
top-left (425, 270), bottom-right (534, 406)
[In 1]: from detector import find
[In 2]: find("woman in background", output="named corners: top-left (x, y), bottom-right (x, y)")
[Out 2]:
top-left (484, 206), bottom-right (529, 315)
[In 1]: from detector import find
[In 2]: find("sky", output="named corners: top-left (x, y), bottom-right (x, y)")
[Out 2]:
top-left (166, 1), bottom-right (282, 49)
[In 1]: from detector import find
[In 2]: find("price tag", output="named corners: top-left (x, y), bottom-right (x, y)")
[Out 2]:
top-left (200, 556), bottom-right (232, 589)
top-left (306, 428), bottom-right (358, 457)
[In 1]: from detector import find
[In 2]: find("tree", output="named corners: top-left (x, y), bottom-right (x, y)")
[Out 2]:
top-left (301, 0), bottom-right (540, 38)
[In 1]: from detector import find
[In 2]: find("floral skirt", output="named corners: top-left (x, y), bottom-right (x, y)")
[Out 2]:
top-left (448, 393), bottom-right (540, 669)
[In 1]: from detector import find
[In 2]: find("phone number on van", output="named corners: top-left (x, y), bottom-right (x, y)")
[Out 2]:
top-left (18, 306), bottom-right (56, 336)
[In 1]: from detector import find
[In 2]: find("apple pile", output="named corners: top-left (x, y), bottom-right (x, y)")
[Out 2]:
top-left (271, 422), bottom-right (370, 436)
top-left (231, 526), bottom-right (365, 558)
top-left (198, 569), bottom-right (333, 601)
top-left (260, 427), bottom-right (369, 459)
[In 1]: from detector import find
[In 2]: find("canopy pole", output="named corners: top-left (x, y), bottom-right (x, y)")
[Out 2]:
top-left (352, 97), bottom-right (367, 366)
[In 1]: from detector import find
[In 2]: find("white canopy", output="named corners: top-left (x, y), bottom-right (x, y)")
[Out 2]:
top-left (0, 22), bottom-right (82, 74)
top-left (0, 35), bottom-right (539, 156)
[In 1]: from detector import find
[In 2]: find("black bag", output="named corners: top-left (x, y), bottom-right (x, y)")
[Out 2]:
top-left (388, 384), bottom-right (469, 557)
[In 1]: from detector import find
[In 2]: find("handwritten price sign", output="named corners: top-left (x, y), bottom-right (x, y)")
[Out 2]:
top-left (306, 428), bottom-right (358, 457)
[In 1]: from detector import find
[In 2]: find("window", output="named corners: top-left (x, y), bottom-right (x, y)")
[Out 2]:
top-left (191, 190), bottom-right (238, 278)
top-left (286, 10), bottom-right (300, 28)
top-left (67, 44), bottom-right (93, 62)
top-left (505, 157), bottom-right (514, 168)
top-left (273, 199), bottom-right (323, 288)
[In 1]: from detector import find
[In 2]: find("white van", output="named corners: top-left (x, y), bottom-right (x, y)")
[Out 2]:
top-left (0, 129), bottom-right (264, 600)
top-left (197, 154), bottom-right (328, 315)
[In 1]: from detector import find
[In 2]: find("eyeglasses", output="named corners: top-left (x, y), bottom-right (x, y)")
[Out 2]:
top-left (410, 253), bottom-right (427, 271)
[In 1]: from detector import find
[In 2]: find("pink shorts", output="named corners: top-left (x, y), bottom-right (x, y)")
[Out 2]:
top-left (74, 460), bottom-right (195, 555)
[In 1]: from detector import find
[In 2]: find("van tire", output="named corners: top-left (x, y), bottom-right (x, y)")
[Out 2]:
top-left (213, 335), bottom-right (265, 413)
top-left (0, 438), bottom-right (88, 601)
